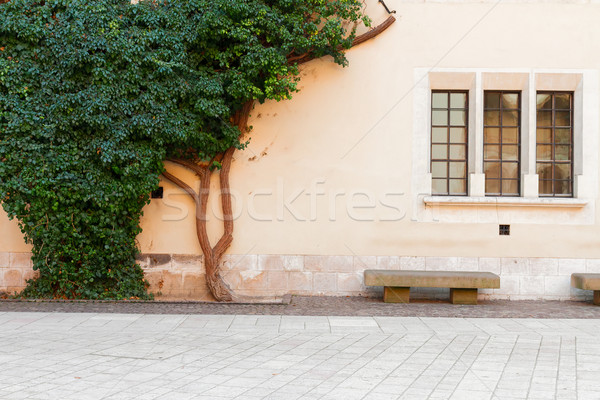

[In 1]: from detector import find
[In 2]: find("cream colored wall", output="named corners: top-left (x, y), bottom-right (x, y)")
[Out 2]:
top-left (137, 0), bottom-right (600, 260)
top-left (0, 211), bottom-right (30, 253)
top-left (3, 1), bottom-right (600, 262)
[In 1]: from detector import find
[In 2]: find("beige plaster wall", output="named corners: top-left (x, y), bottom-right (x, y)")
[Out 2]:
top-left (137, 0), bottom-right (600, 259)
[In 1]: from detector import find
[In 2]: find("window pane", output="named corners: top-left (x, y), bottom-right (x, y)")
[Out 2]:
top-left (502, 145), bottom-right (519, 161)
top-left (431, 162), bottom-right (447, 178)
top-left (450, 93), bottom-right (467, 108)
top-left (555, 180), bottom-right (571, 195)
top-left (502, 93), bottom-right (519, 109)
top-left (484, 127), bottom-right (500, 143)
top-left (485, 92), bottom-right (500, 108)
top-left (432, 144), bottom-right (448, 159)
top-left (537, 145), bottom-right (552, 161)
top-left (484, 145), bottom-right (500, 160)
top-left (431, 91), bottom-right (467, 196)
top-left (537, 163), bottom-right (552, 179)
top-left (555, 163), bottom-right (572, 180)
top-left (432, 92), bottom-right (448, 108)
top-left (536, 92), bottom-right (573, 197)
top-left (449, 162), bottom-right (466, 178)
top-left (502, 163), bottom-right (518, 178)
top-left (539, 180), bottom-right (553, 195)
top-left (449, 127), bottom-right (466, 143)
top-left (484, 162), bottom-right (500, 179)
top-left (502, 110), bottom-right (519, 126)
top-left (555, 111), bottom-right (571, 127)
top-left (432, 127), bottom-right (447, 143)
top-left (555, 93), bottom-right (571, 109)
top-left (537, 94), bottom-right (552, 110)
top-left (537, 111), bottom-right (553, 127)
top-left (432, 179), bottom-right (447, 195)
top-left (449, 145), bottom-right (466, 160)
top-left (432, 110), bottom-right (448, 126)
top-left (484, 91), bottom-right (521, 197)
top-left (449, 179), bottom-right (466, 195)
top-left (555, 145), bottom-right (571, 161)
top-left (502, 128), bottom-right (519, 144)
top-left (555, 128), bottom-right (571, 144)
top-left (485, 179), bottom-right (500, 195)
top-left (502, 180), bottom-right (519, 195)
top-left (537, 128), bottom-right (552, 143)
top-left (450, 110), bottom-right (466, 126)
top-left (484, 110), bottom-right (500, 126)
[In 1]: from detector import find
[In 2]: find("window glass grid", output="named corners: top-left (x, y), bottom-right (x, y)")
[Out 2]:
top-left (483, 91), bottom-right (521, 197)
top-left (431, 91), bottom-right (468, 196)
top-left (536, 92), bottom-right (573, 197)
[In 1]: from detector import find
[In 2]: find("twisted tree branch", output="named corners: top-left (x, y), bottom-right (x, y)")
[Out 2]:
top-left (289, 15), bottom-right (396, 65)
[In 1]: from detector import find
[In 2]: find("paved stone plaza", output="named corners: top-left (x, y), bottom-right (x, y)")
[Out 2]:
top-left (0, 298), bottom-right (600, 399)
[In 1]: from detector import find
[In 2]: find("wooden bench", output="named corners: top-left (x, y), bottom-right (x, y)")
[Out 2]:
top-left (364, 270), bottom-right (500, 305)
top-left (571, 273), bottom-right (600, 305)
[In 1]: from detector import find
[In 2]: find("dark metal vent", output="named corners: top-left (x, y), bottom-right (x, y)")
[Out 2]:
top-left (499, 224), bottom-right (510, 236)
top-left (151, 187), bottom-right (164, 199)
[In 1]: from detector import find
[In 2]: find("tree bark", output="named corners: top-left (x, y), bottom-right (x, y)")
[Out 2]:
top-left (161, 102), bottom-right (252, 301)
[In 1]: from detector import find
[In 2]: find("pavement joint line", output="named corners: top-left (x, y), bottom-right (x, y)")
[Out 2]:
top-left (358, 333), bottom-right (411, 399)
top-left (431, 334), bottom-right (487, 399)
top-left (98, 314), bottom-right (193, 400)
top-left (451, 335), bottom-right (498, 396)
top-left (424, 334), bottom-right (474, 399)
top-left (391, 332), bottom-right (438, 399)
top-left (574, 336), bottom-right (579, 398)
top-left (489, 334), bottom-right (522, 400)
top-left (221, 331), bottom-right (308, 396)
top-left (295, 333), bottom-right (365, 396)
top-left (292, 333), bottom-right (372, 399)
top-left (322, 333), bottom-right (394, 397)
top-left (553, 336), bottom-right (562, 400)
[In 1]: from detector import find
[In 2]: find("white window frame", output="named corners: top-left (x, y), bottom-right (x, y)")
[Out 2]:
top-left (411, 68), bottom-right (598, 225)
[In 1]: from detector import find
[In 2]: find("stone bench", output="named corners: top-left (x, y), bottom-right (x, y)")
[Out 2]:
top-left (571, 273), bottom-right (600, 305)
top-left (364, 270), bottom-right (500, 305)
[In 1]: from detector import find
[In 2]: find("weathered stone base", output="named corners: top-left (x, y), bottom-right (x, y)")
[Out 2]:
top-left (0, 252), bottom-right (38, 297)
top-left (0, 252), bottom-right (599, 302)
top-left (218, 255), bottom-right (598, 302)
top-left (137, 254), bottom-right (215, 301)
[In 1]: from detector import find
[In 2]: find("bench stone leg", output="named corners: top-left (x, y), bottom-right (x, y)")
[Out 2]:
top-left (594, 291), bottom-right (600, 305)
top-left (384, 287), bottom-right (410, 303)
top-left (450, 288), bottom-right (478, 305)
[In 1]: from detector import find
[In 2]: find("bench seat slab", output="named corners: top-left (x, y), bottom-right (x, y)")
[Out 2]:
top-left (364, 270), bottom-right (500, 289)
top-left (450, 288), bottom-right (478, 305)
top-left (384, 287), bottom-right (409, 303)
top-left (571, 273), bottom-right (600, 290)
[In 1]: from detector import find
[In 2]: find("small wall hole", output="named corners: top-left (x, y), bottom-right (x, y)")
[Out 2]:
top-left (151, 187), bottom-right (164, 199)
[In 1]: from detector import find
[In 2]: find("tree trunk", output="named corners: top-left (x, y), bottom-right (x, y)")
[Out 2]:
top-left (161, 103), bottom-right (251, 301)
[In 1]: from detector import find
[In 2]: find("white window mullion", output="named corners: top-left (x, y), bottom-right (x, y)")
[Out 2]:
top-left (469, 72), bottom-right (485, 197)
top-left (522, 71), bottom-right (539, 198)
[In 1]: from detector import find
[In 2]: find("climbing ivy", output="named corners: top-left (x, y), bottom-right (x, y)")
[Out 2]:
top-left (0, 0), bottom-right (369, 299)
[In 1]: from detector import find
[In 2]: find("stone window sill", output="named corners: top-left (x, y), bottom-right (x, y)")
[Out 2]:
top-left (423, 196), bottom-right (588, 208)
